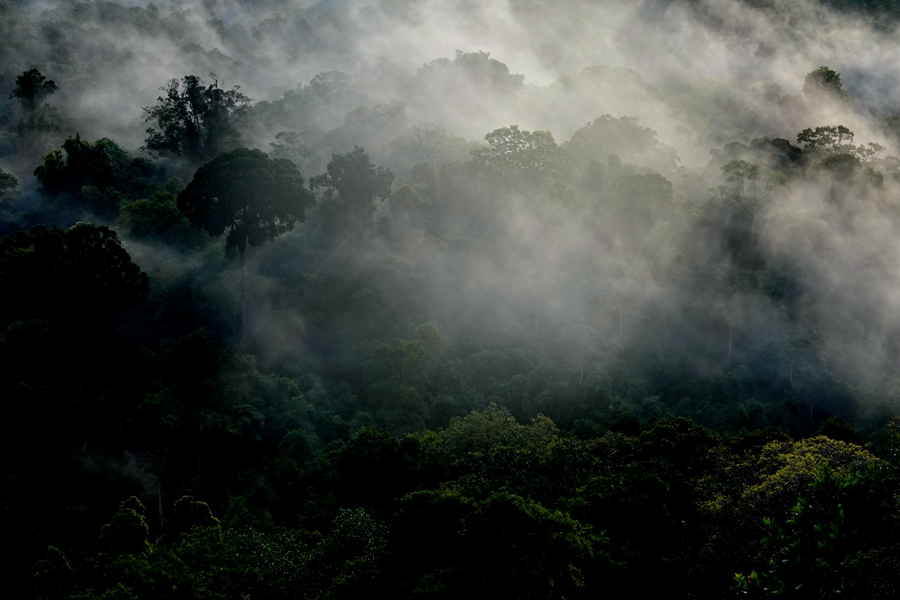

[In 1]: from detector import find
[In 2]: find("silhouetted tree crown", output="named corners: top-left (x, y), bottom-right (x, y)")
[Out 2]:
top-left (144, 74), bottom-right (251, 163)
top-left (177, 147), bottom-right (313, 257)
top-left (8, 68), bottom-right (58, 113)
top-left (803, 66), bottom-right (850, 103)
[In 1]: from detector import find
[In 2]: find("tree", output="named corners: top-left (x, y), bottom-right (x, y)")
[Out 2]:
top-left (7, 69), bottom-right (62, 155)
top-left (796, 125), bottom-right (854, 154)
top-left (0, 222), bottom-right (149, 404)
top-left (311, 147), bottom-right (394, 234)
top-left (609, 172), bottom-right (673, 240)
top-left (117, 191), bottom-right (207, 249)
top-left (9, 68), bottom-right (58, 119)
top-left (803, 66), bottom-right (850, 103)
top-left (720, 160), bottom-right (787, 247)
top-left (177, 148), bottom-right (313, 334)
top-left (166, 495), bottom-right (222, 544)
top-left (567, 114), bottom-right (679, 173)
top-left (308, 70), bottom-right (352, 104)
top-left (99, 497), bottom-right (151, 557)
top-left (34, 135), bottom-right (162, 221)
top-left (0, 222), bottom-right (149, 331)
top-left (415, 51), bottom-right (524, 98)
top-left (144, 74), bottom-right (251, 163)
top-left (269, 131), bottom-right (317, 173)
top-left (0, 166), bottom-right (17, 208)
top-left (472, 125), bottom-right (560, 184)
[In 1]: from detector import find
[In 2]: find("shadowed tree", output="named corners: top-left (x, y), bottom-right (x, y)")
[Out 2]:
top-left (0, 222), bottom-right (149, 332)
top-left (144, 74), bottom-right (251, 163)
top-left (7, 68), bottom-right (62, 160)
top-left (0, 167), bottom-right (17, 208)
top-left (310, 147), bottom-right (394, 236)
top-left (472, 124), bottom-right (560, 185)
top-left (177, 148), bottom-right (313, 336)
top-left (803, 66), bottom-right (850, 104)
top-left (34, 135), bottom-right (160, 221)
top-left (796, 125), bottom-right (854, 155)
top-left (9, 68), bottom-right (58, 123)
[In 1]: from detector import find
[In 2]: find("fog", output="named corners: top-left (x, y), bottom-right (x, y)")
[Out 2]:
top-left (6, 0), bottom-right (897, 153)
top-left (5, 0), bottom-right (900, 430)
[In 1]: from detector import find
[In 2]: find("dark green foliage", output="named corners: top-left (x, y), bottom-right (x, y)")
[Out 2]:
top-left (6, 5), bottom-right (900, 599)
top-left (735, 463), bottom-right (893, 597)
top-left (797, 125), bottom-right (854, 153)
top-left (471, 124), bottom-right (560, 184)
top-left (33, 546), bottom-right (76, 600)
top-left (166, 496), bottom-right (221, 544)
top-left (9, 68), bottom-right (58, 112)
top-left (100, 497), bottom-right (151, 556)
top-left (116, 191), bottom-right (206, 248)
top-left (803, 66), bottom-right (850, 103)
top-left (143, 74), bottom-right (251, 163)
top-left (0, 222), bottom-right (148, 329)
top-left (7, 68), bottom-right (61, 137)
top-left (311, 146), bottom-right (394, 235)
top-left (0, 165), bottom-right (16, 206)
top-left (177, 147), bottom-right (313, 257)
top-left (391, 489), bottom-right (603, 599)
top-left (817, 416), bottom-right (859, 443)
top-left (33, 136), bottom-right (162, 221)
top-left (330, 427), bottom-right (420, 517)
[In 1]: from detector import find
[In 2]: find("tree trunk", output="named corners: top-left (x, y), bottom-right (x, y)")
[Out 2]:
top-left (157, 477), bottom-right (164, 530)
top-left (618, 301), bottom-right (623, 342)
top-left (240, 247), bottom-right (247, 340)
top-left (579, 345), bottom-right (584, 384)
top-left (727, 324), bottom-right (733, 363)
top-left (197, 423), bottom-right (204, 484)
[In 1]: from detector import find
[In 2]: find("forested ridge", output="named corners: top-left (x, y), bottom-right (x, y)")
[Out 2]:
top-left (4, 0), bottom-right (900, 598)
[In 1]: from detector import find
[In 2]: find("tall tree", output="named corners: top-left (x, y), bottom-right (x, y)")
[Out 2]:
top-left (471, 125), bottom-right (560, 185)
top-left (0, 166), bottom-right (17, 208)
top-left (8, 68), bottom-right (58, 121)
top-left (7, 68), bottom-right (62, 159)
top-left (310, 147), bottom-right (394, 235)
top-left (144, 74), bottom-right (251, 163)
top-left (803, 66), bottom-right (850, 103)
top-left (177, 148), bottom-right (313, 335)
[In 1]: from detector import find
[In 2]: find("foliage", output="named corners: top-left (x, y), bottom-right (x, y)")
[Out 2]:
top-left (734, 463), bottom-right (888, 597)
top-left (0, 165), bottom-right (16, 206)
top-left (33, 136), bottom-right (161, 221)
top-left (143, 74), bottom-right (251, 163)
top-left (0, 222), bottom-right (149, 329)
top-left (177, 147), bottom-right (313, 257)
top-left (117, 191), bottom-right (206, 248)
top-left (796, 125), bottom-right (854, 154)
top-left (7, 5), bottom-right (900, 599)
top-left (471, 124), bottom-right (561, 184)
top-left (802, 66), bottom-right (850, 103)
top-left (7, 68), bottom-right (61, 135)
top-left (310, 146), bottom-right (394, 234)
top-left (100, 497), bottom-right (151, 557)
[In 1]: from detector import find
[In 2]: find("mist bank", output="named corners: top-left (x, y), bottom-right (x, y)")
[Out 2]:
top-left (3, 0), bottom-right (900, 430)
top-left (7, 1), bottom-right (900, 599)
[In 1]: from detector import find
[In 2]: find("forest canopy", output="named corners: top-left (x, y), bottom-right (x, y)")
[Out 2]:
top-left (4, 0), bottom-right (900, 598)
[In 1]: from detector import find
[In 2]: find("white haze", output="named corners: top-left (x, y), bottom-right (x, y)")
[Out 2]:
top-left (14, 0), bottom-right (900, 156)
top-left (7, 0), bottom-right (900, 422)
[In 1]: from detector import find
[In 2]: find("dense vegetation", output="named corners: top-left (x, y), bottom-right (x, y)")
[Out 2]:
top-left (3, 0), bottom-right (900, 598)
